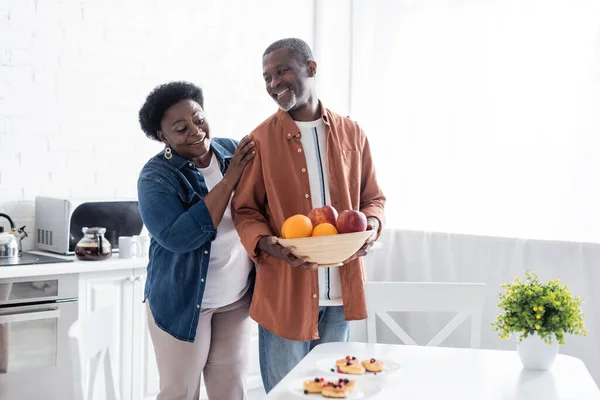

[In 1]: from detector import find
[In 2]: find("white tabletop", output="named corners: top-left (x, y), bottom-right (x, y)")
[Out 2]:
top-left (265, 342), bottom-right (600, 400)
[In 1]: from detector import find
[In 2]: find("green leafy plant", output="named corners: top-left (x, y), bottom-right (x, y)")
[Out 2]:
top-left (492, 271), bottom-right (587, 345)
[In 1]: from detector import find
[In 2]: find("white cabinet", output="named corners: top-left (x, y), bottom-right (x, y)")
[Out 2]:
top-left (78, 269), bottom-right (136, 400)
top-left (79, 267), bottom-right (263, 400)
top-left (79, 267), bottom-right (148, 400)
top-left (131, 270), bottom-right (159, 400)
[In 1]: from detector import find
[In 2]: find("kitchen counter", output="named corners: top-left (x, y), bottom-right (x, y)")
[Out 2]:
top-left (1, 243), bottom-right (382, 280)
top-left (0, 251), bottom-right (148, 279)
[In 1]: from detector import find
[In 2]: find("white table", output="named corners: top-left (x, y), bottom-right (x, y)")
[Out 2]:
top-left (365, 228), bottom-right (600, 385)
top-left (265, 342), bottom-right (600, 399)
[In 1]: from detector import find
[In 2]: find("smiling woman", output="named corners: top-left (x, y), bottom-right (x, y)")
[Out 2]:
top-left (138, 82), bottom-right (213, 167)
top-left (159, 99), bottom-right (211, 166)
top-left (136, 81), bottom-right (256, 400)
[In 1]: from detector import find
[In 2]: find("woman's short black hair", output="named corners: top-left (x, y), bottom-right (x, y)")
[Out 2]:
top-left (138, 81), bottom-right (204, 141)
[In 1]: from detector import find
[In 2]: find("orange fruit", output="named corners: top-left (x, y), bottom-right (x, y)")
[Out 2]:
top-left (281, 214), bottom-right (313, 238)
top-left (311, 223), bottom-right (339, 237)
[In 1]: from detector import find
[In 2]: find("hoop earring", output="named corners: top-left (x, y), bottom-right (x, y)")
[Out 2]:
top-left (164, 147), bottom-right (172, 160)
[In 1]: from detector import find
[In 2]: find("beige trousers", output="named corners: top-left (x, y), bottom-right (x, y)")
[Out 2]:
top-left (146, 290), bottom-right (252, 400)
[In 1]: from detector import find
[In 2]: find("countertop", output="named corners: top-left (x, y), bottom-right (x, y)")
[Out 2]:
top-left (0, 251), bottom-right (148, 279)
top-left (0, 242), bottom-right (383, 280)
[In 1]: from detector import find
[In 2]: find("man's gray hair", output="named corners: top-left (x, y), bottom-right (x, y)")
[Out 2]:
top-left (263, 38), bottom-right (314, 64)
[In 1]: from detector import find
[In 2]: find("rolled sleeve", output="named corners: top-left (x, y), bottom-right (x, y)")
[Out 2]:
top-left (233, 217), bottom-right (272, 261)
top-left (188, 200), bottom-right (218, 238)
top-left (231, 141), bottom-right (273, 261)
top-left (138, 177), bottom-right (217, 253)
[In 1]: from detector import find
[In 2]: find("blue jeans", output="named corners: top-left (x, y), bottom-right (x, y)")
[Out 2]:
top-left (258, 306), bottom-right (350, 393)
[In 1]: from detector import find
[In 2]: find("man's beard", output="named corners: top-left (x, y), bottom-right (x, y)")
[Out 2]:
top-left (274, 88), bottom-right (297, 112)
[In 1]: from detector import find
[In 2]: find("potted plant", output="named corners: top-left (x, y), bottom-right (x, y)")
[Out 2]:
top-left (492, 271), bottom-right (587, 370)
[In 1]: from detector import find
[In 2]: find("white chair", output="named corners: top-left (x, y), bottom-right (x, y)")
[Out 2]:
top-left (68, 307), bottom-right (120, 400)
top-left (364, 282), bottom-right (487, 348)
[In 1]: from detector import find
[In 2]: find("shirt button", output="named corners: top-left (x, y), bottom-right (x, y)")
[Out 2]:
top-left (189, 162), bottom-right (194, 167)
top-left (204, 250), bottom-right (208, 254)
top-left (305, 194), bottom-right (310, 199)
top-left (295, 134), bottom-right (300, 138)
top-left (201, 278), bottom-right (205, 282)
top-left (287, 133), bottom-right (292, 138)
top-left (301, 168), bottom-right (306, 172)
top-left (312, 294), bottom-right (317, 299)
top-left (197, 304), bottom-right (200, 308)
top-left (297, 148), bottom-right (302, 153)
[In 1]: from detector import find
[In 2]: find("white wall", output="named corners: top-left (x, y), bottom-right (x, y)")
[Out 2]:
top-left (6, 0), bottom-right (600, 247)
top-left (0, 0), bottom-right (315, 249)
top-left (351, 0), bottom-right (600, 243)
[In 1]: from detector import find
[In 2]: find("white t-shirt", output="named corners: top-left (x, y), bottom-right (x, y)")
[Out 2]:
top-left (198, 153), bottom-right (252, 308)
top-left (295, 119), bottom-right (343, 306)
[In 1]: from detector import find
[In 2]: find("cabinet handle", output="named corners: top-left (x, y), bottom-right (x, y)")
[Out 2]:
top-left (0, 309), bottom-right (60, 324)
top-left (134, 276), bottom-right (141, 282)
top-left (126, 276), bottom-right (134, 283)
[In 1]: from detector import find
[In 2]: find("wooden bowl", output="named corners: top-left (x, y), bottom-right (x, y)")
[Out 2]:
top-left (277, 230), bottom-right (374, 267)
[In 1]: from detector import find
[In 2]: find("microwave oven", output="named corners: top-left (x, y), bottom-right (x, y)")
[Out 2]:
top-left (34, 196), bottom-right (144, 255)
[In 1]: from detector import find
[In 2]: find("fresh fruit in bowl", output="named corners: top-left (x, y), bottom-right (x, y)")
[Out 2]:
top-left (278, 207), bottom-right (372, 267)
top-left (336, 210), bottom-right (368, 234)
top-left (281, 214), bottom-right (313, 239)
top-left (312, 223), bottom-right (338, 237)
top-left (308, 205), bottom-right (339, 227)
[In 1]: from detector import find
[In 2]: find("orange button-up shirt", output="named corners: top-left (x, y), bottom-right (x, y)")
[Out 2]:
top-left (231, 102), bottom-right (386, 341)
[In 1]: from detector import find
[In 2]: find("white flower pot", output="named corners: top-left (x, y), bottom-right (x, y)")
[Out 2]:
top-left (517, 333), bottom-right (559, 370)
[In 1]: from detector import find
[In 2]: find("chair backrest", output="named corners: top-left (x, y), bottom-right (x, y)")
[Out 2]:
top-left (364, 282), bottom-right (487, 348)
top-left (68, 307), bottom-right (120, 400)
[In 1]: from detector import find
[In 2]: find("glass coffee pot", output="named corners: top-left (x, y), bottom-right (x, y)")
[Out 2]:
top-left (75, 227), bottom-right (112, 261)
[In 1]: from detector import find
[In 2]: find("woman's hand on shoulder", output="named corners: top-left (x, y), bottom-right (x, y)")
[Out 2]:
top-left (226, 135), bottom-right (255, 184)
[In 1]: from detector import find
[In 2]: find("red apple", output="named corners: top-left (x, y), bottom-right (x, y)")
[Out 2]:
top-left (336, 210), bottom-right (367, 234)
top-left (307, 205), bottom-right (339, 228)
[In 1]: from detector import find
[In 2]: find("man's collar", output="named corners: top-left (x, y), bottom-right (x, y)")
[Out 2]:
top-left (276, 100), bottom-right (330, 140)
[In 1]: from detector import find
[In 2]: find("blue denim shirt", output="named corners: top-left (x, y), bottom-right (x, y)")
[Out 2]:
top-left (138, 137), bottom-right (240, 342)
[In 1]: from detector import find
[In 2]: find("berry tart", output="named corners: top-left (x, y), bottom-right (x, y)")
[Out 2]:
top-left (333, 356), bottom-right (365, 375)
top-left (361, 358), bottom-right (384, 373)
top-left (303, 377), bottom-right (328, 394)
top-left (320, 379), bottom-right (356, 398)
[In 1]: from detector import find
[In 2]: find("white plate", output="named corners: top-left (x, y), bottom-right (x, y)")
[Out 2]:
top-left (315, 357), bottom-right (401, 377)
top-left (286, 376), bottom-right (382, 398)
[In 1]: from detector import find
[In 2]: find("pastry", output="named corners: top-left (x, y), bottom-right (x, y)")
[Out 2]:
top-left (335, 355), bottom-right (358, 367)
top-left (303, 377), bottom-right (327, 394)
top-left (335, 378), bottom-right (357, 392)
top-left (321, 382), bottom-right (350, 398)
top-left (338, 360), bottom-right (365, 375)
top-left (361, 358), bottom-right (384, 373)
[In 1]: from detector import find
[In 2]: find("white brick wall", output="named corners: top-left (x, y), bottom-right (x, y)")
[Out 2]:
top-left (0, 0), bottom-right (316, 249)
